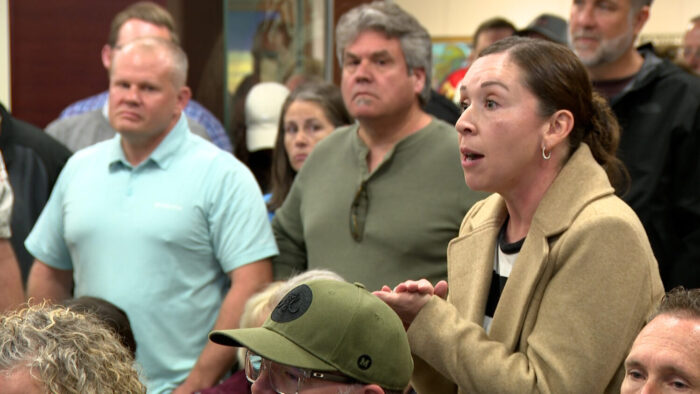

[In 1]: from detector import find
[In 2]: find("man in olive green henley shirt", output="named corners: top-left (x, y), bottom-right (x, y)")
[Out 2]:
top-left (271, 2), bottom-right (485, 290)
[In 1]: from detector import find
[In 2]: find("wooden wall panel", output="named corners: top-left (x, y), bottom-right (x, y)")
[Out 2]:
top-left (9, 0), bottom-right (165, 128)
top-left (178, 0), bottom-right (224, 126)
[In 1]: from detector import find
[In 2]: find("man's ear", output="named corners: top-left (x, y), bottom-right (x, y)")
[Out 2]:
top-left (176, 86), bottom-right (192, 113)
top-left (101, 45), bottom-right (113, 70)
top-left (632, 6), bottom-right (650, 36)
top-left (543, 109), bottom-right (574, 153)
top-left (411, 67), bottom-right (426, 97)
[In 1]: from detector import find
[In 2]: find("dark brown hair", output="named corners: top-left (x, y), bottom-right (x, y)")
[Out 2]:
top-left (108, 1), bottom-right (178, 47)
top-left (63, 296), bottom-right (137, 357)
top-left (649, 287), bottom-right (700, 321)
top-left (480, 36), bottom-right (629, 192)
top-left (472, 17), bottom-right (516, 52)
top-left (268, 82), bottom-right (353, 211)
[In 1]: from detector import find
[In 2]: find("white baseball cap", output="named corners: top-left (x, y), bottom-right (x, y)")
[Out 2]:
top-left (245, 82), bottom-right (290, 152)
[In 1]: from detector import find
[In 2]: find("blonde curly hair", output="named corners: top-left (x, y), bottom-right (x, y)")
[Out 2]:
top-left (0, 303), bottom-right (145, 393)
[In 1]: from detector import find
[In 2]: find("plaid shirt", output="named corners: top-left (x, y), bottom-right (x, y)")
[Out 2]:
top-left (60, 91), bottom-right (232, 152)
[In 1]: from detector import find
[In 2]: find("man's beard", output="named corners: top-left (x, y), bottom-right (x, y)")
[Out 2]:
top-left (569, 27), bottom-right (637, 69)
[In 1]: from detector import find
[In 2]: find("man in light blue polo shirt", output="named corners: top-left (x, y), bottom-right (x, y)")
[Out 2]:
top-left (25, 37), bottom-right (277, 394)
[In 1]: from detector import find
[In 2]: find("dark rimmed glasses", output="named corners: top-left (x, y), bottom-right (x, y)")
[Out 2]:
top-left (245, 350), bottom-right (358, 394)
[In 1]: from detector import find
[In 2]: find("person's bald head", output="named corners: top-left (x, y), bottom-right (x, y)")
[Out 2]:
top-left (108, 37), bottom-right (191, 143)
top-left (111, 37), bottom-right (188, 89)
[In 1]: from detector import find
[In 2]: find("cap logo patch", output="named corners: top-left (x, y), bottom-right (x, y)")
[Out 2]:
top-left (272, 284), bottom-right (313, 323)
top-left (357, 354), bottom-right (372, 370)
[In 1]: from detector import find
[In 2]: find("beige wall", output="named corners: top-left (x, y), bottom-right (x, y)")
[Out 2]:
top-left (3, 2), bottom-right (698, 107)
top-left (395, 0), bottom-right (700, 42)
top-left (1, 0), bottom-right (9, 108)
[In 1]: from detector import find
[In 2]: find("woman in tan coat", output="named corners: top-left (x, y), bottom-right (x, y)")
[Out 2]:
top-left (375, 37), bottom-right (664, 393)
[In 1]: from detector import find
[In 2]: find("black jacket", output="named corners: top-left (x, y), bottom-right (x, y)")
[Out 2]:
top-left (608, 45), bottom-right (700, 289)
top-left (0, 103), bottom-right (71, 282)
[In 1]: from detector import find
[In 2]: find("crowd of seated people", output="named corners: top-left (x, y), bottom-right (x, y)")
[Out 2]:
top-left (0, 0), bottom-right (698, 393)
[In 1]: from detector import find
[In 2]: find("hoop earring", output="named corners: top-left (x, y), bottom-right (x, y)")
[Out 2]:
top-left (542, 145), bottom-right (551, 160)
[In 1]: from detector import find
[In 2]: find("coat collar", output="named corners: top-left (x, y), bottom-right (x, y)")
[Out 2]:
top-left (447, 143), bottom-right (615, 348)
top-left (462, 144), bottom-right (614, 237)
top-left (531, 143), bottom-right (615, 237)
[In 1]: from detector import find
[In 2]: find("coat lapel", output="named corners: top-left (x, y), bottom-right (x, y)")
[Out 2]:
top-left (447, 197), bottom-right (506, 324)
top-left (488, 227), bottom-right (550, 349)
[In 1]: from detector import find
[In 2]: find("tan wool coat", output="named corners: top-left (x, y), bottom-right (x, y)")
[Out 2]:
top-left (407, 144), bottom-right (664, 394)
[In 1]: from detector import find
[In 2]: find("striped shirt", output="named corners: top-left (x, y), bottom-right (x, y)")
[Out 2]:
top-left (484, 218), bottom-right (524, 333)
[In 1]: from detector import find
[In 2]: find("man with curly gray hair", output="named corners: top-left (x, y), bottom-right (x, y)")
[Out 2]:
top-left (272, 1), bottom-right (484, 291)
top-left (335, 1), bottom-right (432, 106)
top-left (0, 303), bottom-right (145, 393)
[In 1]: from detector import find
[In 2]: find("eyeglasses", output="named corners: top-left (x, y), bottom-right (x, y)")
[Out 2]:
top-left (245, 350), bottom-right (358, 394)
top-left (350, 181), bottom-right (368, 242)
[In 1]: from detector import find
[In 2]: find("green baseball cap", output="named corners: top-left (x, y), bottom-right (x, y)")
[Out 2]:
top-left (209, 280), bottom-right (413, 391)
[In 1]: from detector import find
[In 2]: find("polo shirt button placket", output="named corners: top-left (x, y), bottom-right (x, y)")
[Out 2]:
top-left (126, 170), bottom-right (135, 197)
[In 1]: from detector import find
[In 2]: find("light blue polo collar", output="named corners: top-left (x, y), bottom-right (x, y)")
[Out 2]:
top-left (107, 113), bottom-right (189, 171)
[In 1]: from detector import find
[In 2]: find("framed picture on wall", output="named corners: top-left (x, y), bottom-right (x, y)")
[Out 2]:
top-left (432, 36), bottom-right (472, 102)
